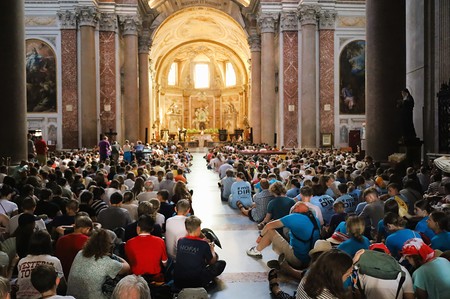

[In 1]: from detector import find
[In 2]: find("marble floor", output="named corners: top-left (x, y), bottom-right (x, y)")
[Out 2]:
top-left (185, 150), bottom-right (298, 298)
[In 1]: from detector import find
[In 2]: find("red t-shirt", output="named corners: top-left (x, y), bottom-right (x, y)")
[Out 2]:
top-left (125, 234), bottom-right (168, 275)
top-left (34, 139), bottom-right (47, 155)
top-left (55, 233), bottom-right (89, 278)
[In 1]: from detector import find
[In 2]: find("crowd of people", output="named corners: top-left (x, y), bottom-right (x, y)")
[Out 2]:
top-left (0, 137), bottom-right (450, 299)
top-left (0, 138), bottom-right (227, 299)
top-left (209, 144), bottom-right (450, 299)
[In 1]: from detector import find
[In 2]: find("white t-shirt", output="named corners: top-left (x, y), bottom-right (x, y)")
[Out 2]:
top-left (136, 191), bottom-right (158, 202)
top-left (0, 199), bottom-right (18, 217)
top-left (165, 215), bottom-right (187, 260)
top-left (17, 254), bottom-right (64, 299)
top-left (358, 265), bottom-right (414, 299)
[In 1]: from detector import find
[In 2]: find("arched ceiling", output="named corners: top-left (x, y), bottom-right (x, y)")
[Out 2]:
top-left (149, 7), bottom-right (251, 80)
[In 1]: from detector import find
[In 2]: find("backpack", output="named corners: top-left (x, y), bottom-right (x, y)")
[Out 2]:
top-left (355, 250), bottom-right (405, 299)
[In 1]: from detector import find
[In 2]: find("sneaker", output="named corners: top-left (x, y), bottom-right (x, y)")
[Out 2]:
top-left (247, 246), bottom-right (262, 258)
top-left (266, 259), bottom-right (280, 269)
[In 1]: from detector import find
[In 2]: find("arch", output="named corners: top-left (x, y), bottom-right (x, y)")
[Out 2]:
top-left (25, 38), bottom-right (57, 113)
top-left (149, 6), bottom-right (251, 140)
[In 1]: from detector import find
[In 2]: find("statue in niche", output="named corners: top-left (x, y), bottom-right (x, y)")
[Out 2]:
top-left (167, 102), bottom-right (181, 115)
top-left (214, 75), bottom-right (222, 89)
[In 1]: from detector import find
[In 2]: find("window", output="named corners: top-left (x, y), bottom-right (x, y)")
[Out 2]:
top-left (168, 62), bottom-right (177, 86)
top-left (194, 63), bottom-right (209, 89)
top-left (225, 62), bottom-right (236, 87)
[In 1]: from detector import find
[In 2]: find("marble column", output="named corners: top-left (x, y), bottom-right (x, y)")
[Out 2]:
top-left (248, 31), bottom-right (261, 144)
top-left (318, 10), bottom-right (336, 139)
top-left (0, 0), bottom-right (27, 164)
top-left (280, 11), bottom-right (299, 148)
top-left (366, 0), bottom-right (406, 161)
top-left (299, 5), bottom-right (320, 148)
top-left (138, 30), bottom-right (151, 143)
top-left (120, 15), bottom-right (140, 143)
top-left (58, 11), bottom-right (79, 149)
top-left (99, 13), bottom-right (118, 137)
top-left (77, 6), bottom-right (99, 148)
top-left (258, 14), bottom-right (277, 145)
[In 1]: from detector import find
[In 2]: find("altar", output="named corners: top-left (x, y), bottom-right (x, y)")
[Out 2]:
top-left (188, 133), bottom-right (214, 147)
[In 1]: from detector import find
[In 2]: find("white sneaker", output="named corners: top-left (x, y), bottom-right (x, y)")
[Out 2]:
top-left (246, 246), bottom-right (262, 258)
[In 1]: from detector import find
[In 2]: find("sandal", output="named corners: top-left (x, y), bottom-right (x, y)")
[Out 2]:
top-left (236, 200), bottom-right (244, 210)
top-left (268, 269), bottom-right (279, 294)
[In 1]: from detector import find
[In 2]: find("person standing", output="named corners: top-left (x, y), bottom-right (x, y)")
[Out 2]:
top-left (98, 136), bottom-right (111, 162)
top-left (34, 136), bottom-right (48, 166)
top-left (398, 89), bottom-right (416, 142)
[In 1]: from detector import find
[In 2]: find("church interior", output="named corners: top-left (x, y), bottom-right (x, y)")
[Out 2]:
top-left (1, 0), bottom-right (450, 164)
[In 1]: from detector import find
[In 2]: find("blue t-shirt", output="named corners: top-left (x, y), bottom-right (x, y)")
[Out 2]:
top-left (310, 195), bottom-right (335, 224)
top-left (335, 221), bottom-right (347, 234)
top-left (286, 187), bottom-right (300, 198)
top-left (267, 197), bottom-right (295, 221)
top-left (337, 236), bottom-right (370, 257)
top-left (355, 202), bottom-right (367, 215)
top-left (334, 194), bottom-right (357, 214)
top-left (431, 231), bottom-right (450, 251)
top-left (280, 213), bottom-right (321, 263)
top-left (229, 181), bottom-right (252, 208)
top-left (174, 236), bottom-right (213, 288)
top-left (376, 219), bottom-right (393, 240)
top-left (412, 257), bottom-right (450, 299)
top-left (386, 229), bottom-right (422, 259)
top-left (415, 216), bottom-right (436, 241)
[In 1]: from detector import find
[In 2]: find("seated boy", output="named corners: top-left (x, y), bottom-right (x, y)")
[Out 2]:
top-left (174, 216), bottom-right (226, 289)
top-left (30, 264), bottom-right (75, 299)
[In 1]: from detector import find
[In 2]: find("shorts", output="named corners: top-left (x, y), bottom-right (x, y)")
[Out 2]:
top-left (269, 230), bottom-right (303, 269)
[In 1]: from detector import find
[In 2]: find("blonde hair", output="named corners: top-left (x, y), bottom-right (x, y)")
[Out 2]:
top-left (346, 216), bottom-right (365, 242)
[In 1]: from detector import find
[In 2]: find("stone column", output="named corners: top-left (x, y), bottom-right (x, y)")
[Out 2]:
top-left (58, 10), bottom-right (79, 149)
top-left (99, 13), bottom-right (118, 138)
top-left (280, 11), bottom-right (299, 148)
top-left (318, 10), bottom-right (336, 139)
top-left (138, 29), bottom-right (151, 142)
top-left (120, 15), bottom-right (140, 143)
top-left (0, 0), bottom-right (27, 164)
top-left (248, 31), bottom-right (261, 144)
top-left (77, 6), bottom-right (99, 148)
top-left (366, 0), bottom-right (406, 161)
top-left (258, 14), bottom-right (277, 145)
top-left (299, 5), bottom-right (320, 148)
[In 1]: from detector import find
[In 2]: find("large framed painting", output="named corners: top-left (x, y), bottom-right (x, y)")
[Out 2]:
top-left (339, 40), bottom-right (365, 115)
top-left (26, 39), bottom-right (57, 113)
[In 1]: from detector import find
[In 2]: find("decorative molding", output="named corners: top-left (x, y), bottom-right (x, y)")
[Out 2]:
top-left (138, 30), bottom-right (152, 54)
top-left (339, 37), bottom-right (352, 48)
top-left (57, 10), bottom-right (77, 29)
top-left (248, 34), bottom-right (261, 52)
top-left (280, 11), bottom-right (298, 32)
top-left (119, 15), bottom-right (141, 36)
top-left (46, 37), bottom-right (57, 47)
top-left (100, 13), bottom-right (117, 32)
top-left (25, 16), bottom-right (57, 27)
top-left (298, 5), bottom-right (320, 26)
top-left (258, 13), bottom-right (277, 34)
top-left (76, 6), bottom-right (99, 28)
top-left (337, 16), bottom-right (366, 28)
top-left (319, 10), bottom-right (337, 30)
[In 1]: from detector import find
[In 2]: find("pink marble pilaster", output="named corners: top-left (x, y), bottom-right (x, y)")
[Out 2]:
top-left (61, 30), bottom-right (79, 149)
top-left (319, 30), bottom-right (335, 135)
top-left (99, 31), bottom-right (117, 135)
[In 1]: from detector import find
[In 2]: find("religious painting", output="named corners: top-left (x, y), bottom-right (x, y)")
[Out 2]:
top-left (339, 40), bottom-right (365, 115)
top-left (25, 39), bottom-right (57, 113)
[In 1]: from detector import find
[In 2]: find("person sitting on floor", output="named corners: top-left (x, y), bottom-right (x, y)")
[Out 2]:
top-left (247, 202), bottom-right (320, 270)
top-left (174, 215), bottom-right (226, 289)
top-left (30, 264), bottom-right (75, 299)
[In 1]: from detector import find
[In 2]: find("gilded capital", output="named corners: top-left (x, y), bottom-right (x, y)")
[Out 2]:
top-left (100, 13), bottom-right (117, 32)
top-left (138, 30), bottom-right (152, 54)
top-left (319, 10), bottom-right (337, 30)
top-left (57, 10), bottom-right (77, 29)
top-left (76, 6), bottom-right (99, 28)
top-left (258, 13), bottom-right (278, 33)
top-left (298, 5), bottom-right (320, 26)
top-left (280, 11), bottom-right (298, 32)
top-left (248, 34), bottom-right (261, 52)
top-left (119, 15), bottom-right (141, 36)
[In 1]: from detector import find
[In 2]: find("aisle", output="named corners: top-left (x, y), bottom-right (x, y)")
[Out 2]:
top-left (185, 151), bottom-right (297, 298)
